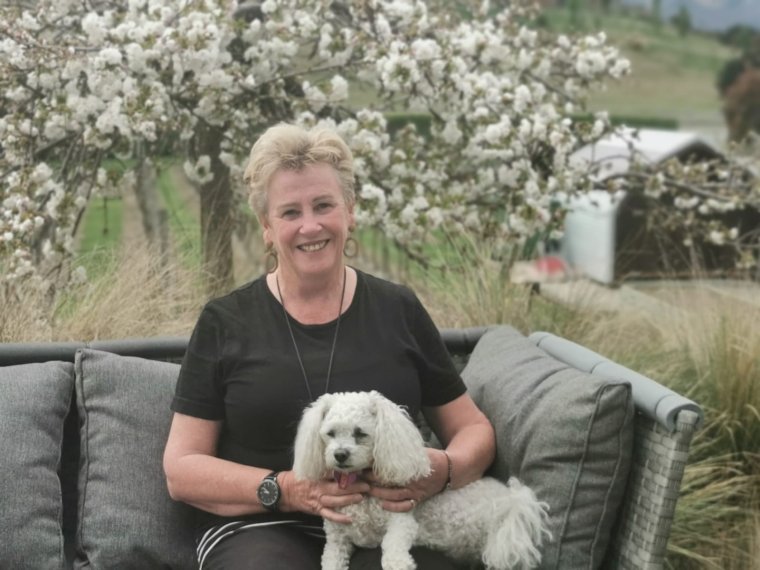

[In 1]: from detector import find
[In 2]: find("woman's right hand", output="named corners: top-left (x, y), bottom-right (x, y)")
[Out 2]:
top-left (278, 471), bottom-right (369, 524)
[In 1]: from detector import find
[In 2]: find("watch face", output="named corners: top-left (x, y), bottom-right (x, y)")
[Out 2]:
top-left (258, 478), bottom-right (280, 507)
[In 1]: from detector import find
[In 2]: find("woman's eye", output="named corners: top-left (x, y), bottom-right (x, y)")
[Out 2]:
top-left (282, 209), bottom-right (299, 219)
top-left (315, 202), bottom-right (333, 212)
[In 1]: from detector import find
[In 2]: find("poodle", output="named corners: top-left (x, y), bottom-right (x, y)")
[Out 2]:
top-left (292, 391), bottom-right (550, 570)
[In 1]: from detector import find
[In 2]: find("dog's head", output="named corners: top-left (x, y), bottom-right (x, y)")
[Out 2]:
top-left (292, 391), bottom-right (431, 486)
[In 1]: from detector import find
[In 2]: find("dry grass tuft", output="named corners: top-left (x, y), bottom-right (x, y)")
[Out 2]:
top-left (1, 246), bottom-right (207, 342)
top-left (645, 287), bottom-right (760, 459)
top-left (413, 241), bottom-right (760, 569)
top-left (0, 282), bottom-right (55, 343)
top-left (410, 235), bottom-right (593, 338)
top-left (54, 246), bottom-right (206, 341)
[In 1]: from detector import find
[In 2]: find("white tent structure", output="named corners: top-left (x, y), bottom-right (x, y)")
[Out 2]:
top-left (561, 128), bottom-right (723, 284)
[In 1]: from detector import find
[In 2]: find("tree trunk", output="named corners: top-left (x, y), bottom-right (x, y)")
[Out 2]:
top-left (133, 143), bottom-right (165, 249)
top-left (192, 124), bottom-right (234, 296)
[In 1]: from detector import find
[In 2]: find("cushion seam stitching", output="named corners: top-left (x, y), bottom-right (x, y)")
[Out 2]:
top-left (588, 386), bottom-right (631, 567)
top-left (75, 350), bottom-right (91, 565)
top-left (558, 385), bottom-right (604, 570)
top-left (58, 363), bottom-right (75, 567)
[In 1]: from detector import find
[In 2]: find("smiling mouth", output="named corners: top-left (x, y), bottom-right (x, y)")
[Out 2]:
top-left (298, 240), bottom-right (329, 252)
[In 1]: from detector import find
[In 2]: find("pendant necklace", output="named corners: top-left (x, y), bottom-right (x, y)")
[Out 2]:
top-left (276, 267), bottom-right (347, 402)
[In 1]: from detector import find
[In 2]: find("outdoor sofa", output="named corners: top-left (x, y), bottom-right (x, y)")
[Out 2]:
top-left (0, 325), bottom-right (703, 569)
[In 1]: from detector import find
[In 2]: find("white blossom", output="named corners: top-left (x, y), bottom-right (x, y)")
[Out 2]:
top-left (410, 39), bottom-right (440, 61)
top-left (513, 85), bottom-right (532, 113)
top-left (3, 0), bottom-right (748, 291)
top-left (441, 121), bottom-right (462, 145)
top-left (328, 75), bottom-right (349, 102)
top-left (708, 230), bottom-right (726, 245)
top-left (71, 265), bottom-right (88, 285)
top-left (184, 156), bottom-right (214, 185)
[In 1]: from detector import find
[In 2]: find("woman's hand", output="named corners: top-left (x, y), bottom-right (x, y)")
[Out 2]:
top-left (278, 471), bottom-right (370, 524)
top-left (364, 448), bottom-right (449, 513)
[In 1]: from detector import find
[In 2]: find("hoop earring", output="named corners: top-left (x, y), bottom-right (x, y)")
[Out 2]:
top-left (343, 236), bottom-right (358, 258)
top-left (265, 244), bottom-right (278, 273)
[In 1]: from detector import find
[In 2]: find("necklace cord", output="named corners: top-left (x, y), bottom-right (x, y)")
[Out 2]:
top-left (275, 267), bottom-right (347, 401)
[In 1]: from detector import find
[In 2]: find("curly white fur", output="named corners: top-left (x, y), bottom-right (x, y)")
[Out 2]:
top-left (292, 391), bottom-right (550, 570)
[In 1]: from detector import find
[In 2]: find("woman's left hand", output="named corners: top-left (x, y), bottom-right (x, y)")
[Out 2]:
top-left (364, 448), bottom-right (449, 512)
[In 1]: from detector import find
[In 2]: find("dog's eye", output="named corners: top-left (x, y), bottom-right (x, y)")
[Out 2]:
top-left (326, 430), bottom-right (335, 438)
top-left (353, 428), bottom-right (367, 440)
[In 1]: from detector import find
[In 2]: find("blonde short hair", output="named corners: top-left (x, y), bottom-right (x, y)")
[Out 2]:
top-left (243, 123), bottom-right (355, 217)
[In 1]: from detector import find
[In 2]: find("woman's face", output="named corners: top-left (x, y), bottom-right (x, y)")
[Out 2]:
top-left (262, 162), bottom-right (354, 281)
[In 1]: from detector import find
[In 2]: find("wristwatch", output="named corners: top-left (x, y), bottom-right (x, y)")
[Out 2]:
top-left (257, 471), bottom-right (281, 511)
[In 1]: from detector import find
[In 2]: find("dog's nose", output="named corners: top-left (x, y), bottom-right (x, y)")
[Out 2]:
top-left (334, 449), bottom-right (350, 464)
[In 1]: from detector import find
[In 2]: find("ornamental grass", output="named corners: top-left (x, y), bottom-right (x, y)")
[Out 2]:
top-left (411, 238), bottom-right (760, 570)
top-left (0, 245), bottom-right (205, 343)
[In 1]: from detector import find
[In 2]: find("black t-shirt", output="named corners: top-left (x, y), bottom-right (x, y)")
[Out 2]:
top-left (171, 268), bottom-right (466, 530)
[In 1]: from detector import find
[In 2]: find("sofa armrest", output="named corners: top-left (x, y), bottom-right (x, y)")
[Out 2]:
top-left (529, 331), bottom-right (703, 432)
top-left (528, 330), bottom-right (703, 569)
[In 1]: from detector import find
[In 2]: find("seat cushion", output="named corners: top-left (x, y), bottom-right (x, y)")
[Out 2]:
top-left (0, 361), bottom-right (74, 569)
top-left (74, 349), bottom-right (195, 569)
top-left (462, 326), bottom-right (634, 570)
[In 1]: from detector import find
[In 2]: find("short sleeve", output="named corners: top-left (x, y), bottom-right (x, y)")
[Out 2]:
top-left (171, 305), bottom-right (226, 420)
top-left (408, 293), bottom-right (467, 407)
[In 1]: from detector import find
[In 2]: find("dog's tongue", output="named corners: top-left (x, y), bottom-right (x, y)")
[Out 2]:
top-left (334, 471), bottom-right (358, 489)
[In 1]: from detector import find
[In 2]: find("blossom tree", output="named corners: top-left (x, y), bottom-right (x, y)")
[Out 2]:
top-left (1, 0), bottom-right (757, 300)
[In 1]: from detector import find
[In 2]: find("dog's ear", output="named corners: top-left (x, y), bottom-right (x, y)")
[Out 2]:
top-left (292, 394), bottom-right (333, 481)
top-left (370, 391), bottom-right (431, 485)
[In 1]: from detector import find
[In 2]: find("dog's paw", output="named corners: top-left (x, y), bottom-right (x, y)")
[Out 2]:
top-left (321, 539), bottom-right (352, 570)
top-left (380, 551), bottom-right (416, 570)
top-left (321, 557), bottom-right (350, 570)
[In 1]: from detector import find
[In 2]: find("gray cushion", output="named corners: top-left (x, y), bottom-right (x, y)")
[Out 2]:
top-left (75, 349), bottom-right (195, 569)
top-left (0, 361), bottom-right (74, 569)
top-left (462, 326), bottom-right (634, 570)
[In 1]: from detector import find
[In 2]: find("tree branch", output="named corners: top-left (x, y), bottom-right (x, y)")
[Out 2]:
top-left (603, 171), bottom-right (760, 209)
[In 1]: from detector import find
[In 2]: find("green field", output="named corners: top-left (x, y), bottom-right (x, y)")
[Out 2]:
top-left (540, 7), bottom-right (739, 123)
top-left (75, 162), bottom-right (203, 274)
top-left (156, 166), bottom-right (202, 264)
top-left (76, 196), bottom-right (124, 278)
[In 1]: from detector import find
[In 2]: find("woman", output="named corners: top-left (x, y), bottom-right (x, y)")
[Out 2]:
top-left (163, 124), bottom-right (496, 570)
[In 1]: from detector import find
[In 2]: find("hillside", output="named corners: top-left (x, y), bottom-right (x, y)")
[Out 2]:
top-left (620, 0), bottom-right (760, 33)
top-left (541, 7), bottom-right (741, 146)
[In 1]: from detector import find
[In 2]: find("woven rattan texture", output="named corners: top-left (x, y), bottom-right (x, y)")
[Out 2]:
top-left (605, 410), bottom-right (700, 569)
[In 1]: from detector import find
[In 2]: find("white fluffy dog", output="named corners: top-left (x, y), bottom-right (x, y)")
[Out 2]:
top-left (293, 391), bottom-right (550, 570)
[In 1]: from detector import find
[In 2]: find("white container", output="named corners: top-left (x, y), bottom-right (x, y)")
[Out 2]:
top-left (559, 129), bottom-right (722, 284)
top-left (561, 190), bottom-right (621, 285)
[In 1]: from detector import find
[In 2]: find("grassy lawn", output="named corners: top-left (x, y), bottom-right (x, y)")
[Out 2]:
top-left (156, 165), bottom-right (202, 265)
top-left (75, 160), bottom-right (203, 273)
top-left (76, 196), bottom-right (124, 279)
top-left (78, 196), bottom-right (123, 253)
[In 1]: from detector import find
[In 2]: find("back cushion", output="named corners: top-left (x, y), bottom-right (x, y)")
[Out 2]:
top-left (75, 349), bottom-right (196, 569)
top-left (462, 326), bottom-right (634, 569)
top-left (0, 361), bottom-right (74, 569)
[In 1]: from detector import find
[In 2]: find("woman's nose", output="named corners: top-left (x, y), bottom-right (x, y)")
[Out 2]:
top-left (299, 211), bottom-right (321, 233)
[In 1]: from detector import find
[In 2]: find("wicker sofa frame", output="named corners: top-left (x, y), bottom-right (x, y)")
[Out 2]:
top-left (0, 326), bottom-right (702, 569)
